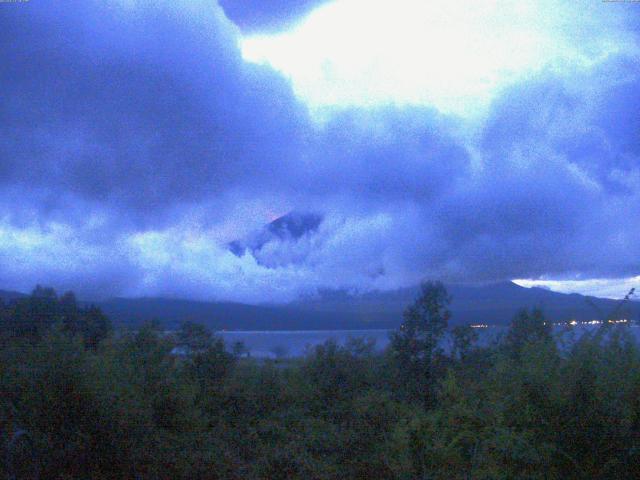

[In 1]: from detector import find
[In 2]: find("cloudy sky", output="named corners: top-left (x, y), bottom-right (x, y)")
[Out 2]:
top-left (0, 0), bottom-right (638, 302)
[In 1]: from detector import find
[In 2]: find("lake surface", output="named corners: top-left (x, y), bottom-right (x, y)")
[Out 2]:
top-left (220, 325), bottom-right (640, 358)
top-left (220, 329), bottom-right (393, 358)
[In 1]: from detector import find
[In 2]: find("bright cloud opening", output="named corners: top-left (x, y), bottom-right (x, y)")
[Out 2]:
top-left (241, 0), bottom-right (615, 117)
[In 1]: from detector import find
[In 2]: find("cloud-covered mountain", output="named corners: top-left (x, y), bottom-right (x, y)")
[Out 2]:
top-left (229, 211), bottom-right (323, 261)
top-left (92, 281), bottom-right (639, 331)
top-left (0, 1), bottom-right (638, 303)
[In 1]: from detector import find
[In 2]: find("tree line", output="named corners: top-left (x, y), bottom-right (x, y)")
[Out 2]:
top-left (1, 282), bottom-right (639, 478)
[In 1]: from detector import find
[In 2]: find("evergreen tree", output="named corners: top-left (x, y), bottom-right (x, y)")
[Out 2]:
top-left (391, 280), bottom-right (451, 406)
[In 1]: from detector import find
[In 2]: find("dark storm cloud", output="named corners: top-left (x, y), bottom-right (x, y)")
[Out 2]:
top-left (232, 56), bottom-right (640, 289)
top-left (0, 0), bottom-right (639, 301)
top-left (255, 54), bottom-right (640, 289)
top-left (306, 107), bottom-right (470, 201)
top-left (432, 59), bottom-right (640, 282)
top-left (481, 56), bottom-right (640, 194)
top-left (219, 0), bottom-right (328, 32)
top-left (0, 0), bottom-right (315, 298)
top-left (0, 0), bottom-right (308, 230)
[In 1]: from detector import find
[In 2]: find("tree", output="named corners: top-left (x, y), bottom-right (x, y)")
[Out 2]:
top-left (10, 286), bottom-right (59, 338)
top-left (60, 291), bottom-right (80, 333)
top-left (188, 337), bottom-right (235, 392)
top-left (0, 287), bottom-right (111, 349)
top-left (451, 325), bottom-right (478, 361)
top-left (505, 308), bottom-right (552, 358)
top-left (81, 305), bottom-right (112, 350)
top-left (391, 281), bottom-right (451, 405)
top-left (176, 321), bottom-right (213, 353)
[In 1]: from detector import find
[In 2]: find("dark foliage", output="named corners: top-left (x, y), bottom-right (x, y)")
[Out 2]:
top-left (0, 286), bottom-right (111, 348)
top-left (1, 284), bottom-right (640, 478)
top-left (390, 281), bottom-right (452, 405)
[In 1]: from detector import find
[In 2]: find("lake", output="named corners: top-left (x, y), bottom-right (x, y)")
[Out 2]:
top-left (220, 324), bottom-right (640, 358)
top-left (220, 329), bottom-right (393, 358)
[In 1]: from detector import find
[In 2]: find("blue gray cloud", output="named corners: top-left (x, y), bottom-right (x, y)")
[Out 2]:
top-left (219, 0), bottom-right (328, 32)
top-left (0, 0), bottom-right (638, 301)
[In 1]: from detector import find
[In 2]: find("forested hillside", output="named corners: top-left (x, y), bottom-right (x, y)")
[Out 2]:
top-left (97, 281), bottom-right (639, 330)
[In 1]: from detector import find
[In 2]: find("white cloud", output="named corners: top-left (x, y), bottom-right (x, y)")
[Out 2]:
top-left (514, 277), bottom-right (639, 300)
top-left (240, 0), bottom-right (629, 117)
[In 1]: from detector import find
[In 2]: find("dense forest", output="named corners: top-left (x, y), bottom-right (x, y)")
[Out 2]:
top-left (1, 283), bottom-right (640, 479)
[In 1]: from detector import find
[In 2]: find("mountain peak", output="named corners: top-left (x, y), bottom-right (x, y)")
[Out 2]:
top-left (267, 211), bottom-right (323, 240)
top-left (229, 211), bottom-right (323, 257)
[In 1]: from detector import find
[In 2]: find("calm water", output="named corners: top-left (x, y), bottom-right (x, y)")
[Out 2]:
top-left (220, 329), bottom-right (392, 358)
top-left (220, 325), bottom-right (640, 359)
